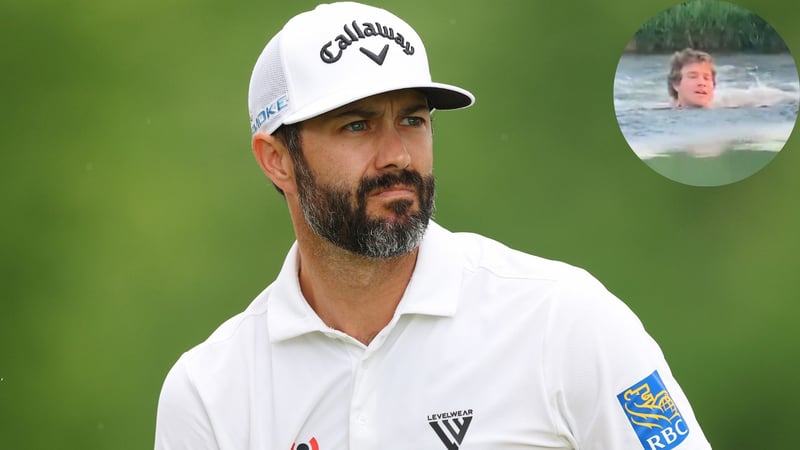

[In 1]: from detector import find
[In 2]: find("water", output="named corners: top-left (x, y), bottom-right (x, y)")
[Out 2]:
top-left (614, 53), bottom-right (799, 185)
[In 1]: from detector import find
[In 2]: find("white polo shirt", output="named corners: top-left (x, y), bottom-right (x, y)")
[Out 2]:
top-left (155, 221), bottom-right (711, 450)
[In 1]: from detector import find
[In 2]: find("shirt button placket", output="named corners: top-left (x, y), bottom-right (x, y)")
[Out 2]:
top-left (349, 355), bottom-right (378, 450)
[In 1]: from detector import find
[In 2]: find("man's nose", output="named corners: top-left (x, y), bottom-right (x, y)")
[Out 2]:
top-left (375, 126), bottom-right (411, 170)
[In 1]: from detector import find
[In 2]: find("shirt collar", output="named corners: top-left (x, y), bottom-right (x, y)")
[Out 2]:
top-left (267, 220), bottom-right (463, 343)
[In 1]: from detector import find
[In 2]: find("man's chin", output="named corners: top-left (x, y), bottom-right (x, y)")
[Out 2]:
top-left (678, 100), bottom-right (711, 109)
top-left (367, 213), bottom-right (420, 228)
top-left (688, 95), bottom-right (713, 108)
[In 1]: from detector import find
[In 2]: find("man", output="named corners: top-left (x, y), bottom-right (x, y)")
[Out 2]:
top-left (668, 48), bottom-right (716, 108)
top-left (155, 3), bottom-right (712, 449)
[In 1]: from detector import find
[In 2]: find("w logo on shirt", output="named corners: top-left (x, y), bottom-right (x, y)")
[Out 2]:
top-left (427, 409), bottom-right (473, 450)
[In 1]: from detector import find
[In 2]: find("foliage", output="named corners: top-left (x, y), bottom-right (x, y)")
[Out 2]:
top-left (634, 0), bottom-right (788, 53)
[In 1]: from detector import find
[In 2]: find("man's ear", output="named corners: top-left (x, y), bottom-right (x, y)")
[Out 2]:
top-left (252, 132), bottom-right (296, 195)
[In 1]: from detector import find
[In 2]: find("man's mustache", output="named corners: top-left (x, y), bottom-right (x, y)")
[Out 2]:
top-left (357, 170), bottom-right (425, 198)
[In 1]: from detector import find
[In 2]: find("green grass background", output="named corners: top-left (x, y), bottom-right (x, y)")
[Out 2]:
top-left (1, 0), bottom-right (798, 448)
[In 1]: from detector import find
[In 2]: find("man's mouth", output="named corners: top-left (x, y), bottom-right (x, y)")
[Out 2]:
top-left (371, 184), bottom-right (415, 199)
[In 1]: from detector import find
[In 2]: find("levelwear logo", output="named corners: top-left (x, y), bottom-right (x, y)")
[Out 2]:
top-left (319, 20), bottom-right (415, 65)
top-left (618, 371), bottom-right (689, 450)
top-left (427, 409), bottom-right (473, 450)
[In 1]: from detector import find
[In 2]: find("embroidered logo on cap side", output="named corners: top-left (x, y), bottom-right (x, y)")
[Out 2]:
top-left (250, 94), bottom-right (289, 134)
top-left (617, 370), bottom-right (689, 450)
top-left (319, 20), bottom-right (415, 64)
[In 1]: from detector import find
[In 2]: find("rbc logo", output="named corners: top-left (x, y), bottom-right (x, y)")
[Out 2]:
top-left (617, 371), bottom-right (689, 450)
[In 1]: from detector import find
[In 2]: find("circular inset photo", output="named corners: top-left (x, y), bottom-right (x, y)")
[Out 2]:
top-left (614, 0), bottom-right (799, 186)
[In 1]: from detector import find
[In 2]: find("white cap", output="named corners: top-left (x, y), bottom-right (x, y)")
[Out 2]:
top-left (248, 2), bottom-right (475, 135)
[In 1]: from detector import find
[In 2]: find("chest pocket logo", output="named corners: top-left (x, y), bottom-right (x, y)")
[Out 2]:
top-left (427, 409), bottom-right (473, 450)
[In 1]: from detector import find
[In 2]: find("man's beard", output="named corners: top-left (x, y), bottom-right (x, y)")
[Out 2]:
top-left (293, 156), bottom-right (435, 259)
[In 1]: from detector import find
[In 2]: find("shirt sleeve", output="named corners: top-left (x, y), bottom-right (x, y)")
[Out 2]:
top-left (543, 271), bottom-right (712, 450)
top-left (154, 354), bottom-right (220, 450)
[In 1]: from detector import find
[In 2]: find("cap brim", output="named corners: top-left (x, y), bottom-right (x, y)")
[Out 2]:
top-left (283, 82), bottom-right (474, 126)
top-left (418, 82), bottom-right (475, 110)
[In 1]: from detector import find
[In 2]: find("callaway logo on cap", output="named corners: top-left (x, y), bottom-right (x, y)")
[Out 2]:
top-left (248, 1), bottom-right (474, 135)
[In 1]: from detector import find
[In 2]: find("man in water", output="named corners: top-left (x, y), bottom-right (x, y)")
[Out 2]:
top-left (668, 48), bottom-right (716, 108)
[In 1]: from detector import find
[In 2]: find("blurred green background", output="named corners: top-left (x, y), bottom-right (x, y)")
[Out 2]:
top-left (1, 0), bottom-right (798, 448)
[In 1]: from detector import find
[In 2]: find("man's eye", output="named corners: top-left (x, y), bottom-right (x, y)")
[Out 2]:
top-left (402, 117), bottom-right (424, 126)
top-left (344, 121), bottom-right (367, 132)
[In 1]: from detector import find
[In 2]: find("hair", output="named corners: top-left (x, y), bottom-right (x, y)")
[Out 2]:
top-left (667, 48), bottom-right (716, 100)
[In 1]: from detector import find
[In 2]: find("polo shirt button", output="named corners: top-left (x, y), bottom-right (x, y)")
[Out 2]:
top-left (356, 414), bottom-right (367, 425)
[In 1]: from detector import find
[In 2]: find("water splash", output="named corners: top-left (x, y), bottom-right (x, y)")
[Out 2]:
top-left (713, 85), bottom-right (799, 108)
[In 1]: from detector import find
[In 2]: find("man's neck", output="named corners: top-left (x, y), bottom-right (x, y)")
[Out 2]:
top-left (295, 231), bottom-right (419, 346)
